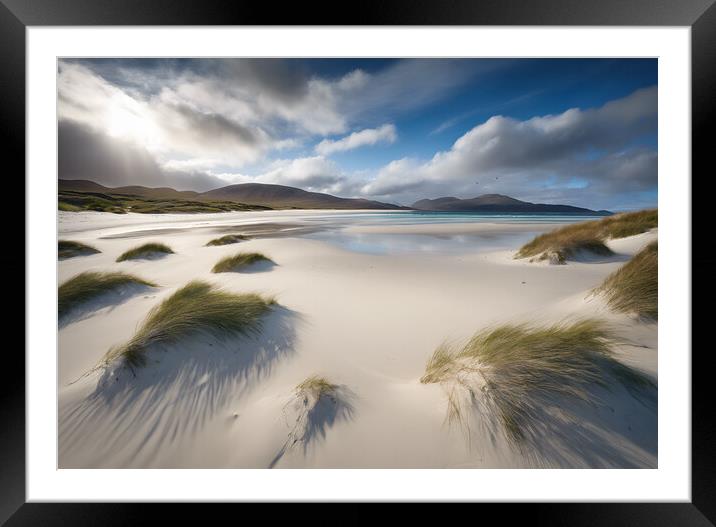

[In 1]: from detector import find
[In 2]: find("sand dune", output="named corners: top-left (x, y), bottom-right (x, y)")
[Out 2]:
top-left (58, 211), bottom-right (657, 468)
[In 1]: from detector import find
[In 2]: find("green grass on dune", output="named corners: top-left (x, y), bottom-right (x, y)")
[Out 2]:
top-left (420, 319), bottom-right (654, 444)
top-left (58, 189), bottom-right (272, 214)
top-left (58, 201), bottom-right (83, 212)
top-left (211, 252), bottom-right (273, 273)
top-left (104, 280), bottom-right (275, 368)
top-left (597, 209), bottom-right (659, 238)
top-left (516, 209), bottom-right (657, 263)
top-left (205, 234), bottom-right (250, 246)
top-left (59, 271), bottom-right (156, 318)
top-left (595, 241), bottom-right (658, 320)
top-left (58, 240), bottom-right (100, 259)
top-left (58, 192), bottom-right (127, 214)
top-left (116, 243), bottom-right (174, 262)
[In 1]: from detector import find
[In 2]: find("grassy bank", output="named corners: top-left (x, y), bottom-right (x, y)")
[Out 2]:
top-left (59, 190), bottom-right (272, 214)
top-left (516, 209), bottom-right (657, 263)
top-left (595, 241), bottom-right (658, 320)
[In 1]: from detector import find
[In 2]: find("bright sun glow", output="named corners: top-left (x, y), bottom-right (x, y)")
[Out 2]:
top-left (105, 96), bottom-right (158, 149)
top-left (107, 105), bottom-right (145, 140)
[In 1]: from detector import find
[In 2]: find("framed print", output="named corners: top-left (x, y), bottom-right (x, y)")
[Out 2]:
top-left (5, 0), bottom-right (713, 523)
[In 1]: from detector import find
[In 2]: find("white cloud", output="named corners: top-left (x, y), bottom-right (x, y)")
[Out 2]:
top-left (160, 158), bottom-right (222, 172)
top-left (57, 59), bottom-right (495, 190)
top-left (361, 86), bottom-right (658, 208)
top-left (255, 156), bottom-right (349, 193)
top-left (315, 124), bottom-right (397, 155)
top-left (57, 59), bottom-right (657, 209)
top-left (337, 59), bottom-right (498, 122)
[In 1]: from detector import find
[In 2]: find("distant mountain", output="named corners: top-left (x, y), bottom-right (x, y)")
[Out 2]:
top-left (109, 185), bottom-right (201, 200)
top-left (202, 183), bottom-right (406, 210)
top-left (58, 179), bottom-right (406, 210)
top-left (58, 181), bottom-right (608, 214)
top-left (59, 179), bottom-right (200, 200)
top-left (412, 194), bottom-right (611, 215)
top-left (58, 179), bottom-right (112, 193)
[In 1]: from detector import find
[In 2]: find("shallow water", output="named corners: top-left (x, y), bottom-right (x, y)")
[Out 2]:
top-left (298, 211), bottom-right (598, 255)
top-left (59, 210), bottom-right (598, 256)
top-left (298, 210), bottom-right (605, 226)
top-left (303, 229), bottom-right (543, 255)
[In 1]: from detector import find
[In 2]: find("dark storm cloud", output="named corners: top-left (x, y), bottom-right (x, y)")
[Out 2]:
top-left (160, 102), bottom-right (260, 147)
top-left (60, 58), bottom-right (198, 98)
top-left (219, 59), bottom-right (310, 102)
top-left (66, 58), bottom-right (311, 101)
top-left (58, 119), bottom-right (224, 192)
top-left (57, 60), bottom-right (279, 166)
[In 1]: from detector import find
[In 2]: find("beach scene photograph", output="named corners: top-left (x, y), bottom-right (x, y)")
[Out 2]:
top-left (57, 57), bottom-right (658, 469)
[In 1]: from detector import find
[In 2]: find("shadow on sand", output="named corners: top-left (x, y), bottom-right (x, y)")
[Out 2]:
top-left (59, 306), bottom-right (301, 466)
top-left (268, 384), bottom-right (356, 468)
top-left (446, 376), bottom-right (657, 468)
top-left (59, 283), bottom-right (157, 329)
top-left (568, 250), bottom-right (632, 265)
top-left (232, 260), bottom-right (277, 274)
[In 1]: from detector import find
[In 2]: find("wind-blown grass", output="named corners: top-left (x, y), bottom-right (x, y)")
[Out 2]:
top-left (58, 240), bottom-right (100, 259)
top-left (116, 242), bottom-right (174, 262)
top-left (595, 241), bottom-right (658, 320)
top-left (104, 280), bottom-right (275, 368)
top-left (205, 234), bottom-right (250, 246)
top-left (420, 319), bottom-right (654, 445)
top-left (516, 209), bottom-right (657, 263)
top-left (211, 252), bottom-right (273, 273)
top-left (296, 376), bottom-right (338, 400)
top-left (59, 271), bottom-right (156, 318)
top-left (269, 375), bottom-right (353, 468)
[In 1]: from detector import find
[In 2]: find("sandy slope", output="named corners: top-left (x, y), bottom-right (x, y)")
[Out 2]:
top-left (57, 211), bottom-right (657, 468)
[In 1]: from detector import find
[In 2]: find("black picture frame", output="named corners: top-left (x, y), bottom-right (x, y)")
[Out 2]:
top-left (4, 0), bottom-right (712, 523)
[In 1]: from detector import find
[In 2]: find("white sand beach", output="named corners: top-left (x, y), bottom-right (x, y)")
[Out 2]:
top-left (58, 210), bottom-right (657, 469)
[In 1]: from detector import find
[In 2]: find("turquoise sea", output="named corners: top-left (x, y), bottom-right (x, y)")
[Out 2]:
top-left (296, 210), bottom-right (607, 226)
top-left (298, 211), bottom-right (603, 255)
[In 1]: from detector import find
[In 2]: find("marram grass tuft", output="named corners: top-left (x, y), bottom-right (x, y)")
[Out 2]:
top-left (104, 280), bottom-right (276, 368)
top-left (205, 234), bottom-right (250, 246)
top-left (59, 240), bottom-right (101, 259)
top-left (59, 271), bottom-right (156, 318)
top-left (116, 242), bottom-right (174, 262)
top-left (211, 252), bottom-right (273, 273)
top-left (421, 319), bottom-right (655, 444)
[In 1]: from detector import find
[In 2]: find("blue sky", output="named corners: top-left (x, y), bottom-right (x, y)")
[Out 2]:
top-left (310, 59), bottom-right (657, 170)
top-left (58, 58), bottom-right (657, 210)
